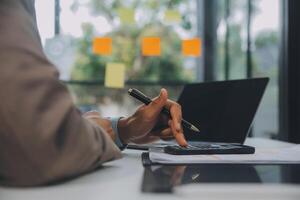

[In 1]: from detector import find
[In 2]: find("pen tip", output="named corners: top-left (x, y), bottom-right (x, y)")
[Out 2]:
top-left (128, 88), bottom-right (133, 94)
top-left (191, 125), bottom-right (200, 133)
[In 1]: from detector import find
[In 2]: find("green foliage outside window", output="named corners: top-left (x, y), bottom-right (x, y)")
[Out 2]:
top-left (71, 0), bottom-right (194, 82)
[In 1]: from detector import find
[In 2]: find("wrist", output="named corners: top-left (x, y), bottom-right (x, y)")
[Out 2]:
top-left (118, 116), bottom-right (134, 144)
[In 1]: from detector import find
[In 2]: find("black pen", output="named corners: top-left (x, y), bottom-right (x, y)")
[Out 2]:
top-left (128, 88), bottom-right (200, 133)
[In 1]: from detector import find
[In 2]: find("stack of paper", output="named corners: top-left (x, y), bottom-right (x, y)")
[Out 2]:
top-left (149, 145), bottom-right (300, 164)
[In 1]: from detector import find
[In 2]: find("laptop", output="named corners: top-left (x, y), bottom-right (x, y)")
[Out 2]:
top-left (128, 78), bottom-right (269, 155)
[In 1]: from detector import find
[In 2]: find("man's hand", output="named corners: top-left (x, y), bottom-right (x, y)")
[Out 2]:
top-left (118, 89), bottom-right (188, 147)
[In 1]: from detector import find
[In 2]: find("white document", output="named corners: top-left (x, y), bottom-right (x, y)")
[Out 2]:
top-left (149, 145), bottom-right (300, 164)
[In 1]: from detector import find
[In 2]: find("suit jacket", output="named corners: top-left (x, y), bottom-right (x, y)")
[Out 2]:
top-left (0, 0), bottom-right (121, 186)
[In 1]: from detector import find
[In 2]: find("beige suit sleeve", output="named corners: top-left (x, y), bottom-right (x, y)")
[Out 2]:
top-left (0, 0), bottom-right (121, 186)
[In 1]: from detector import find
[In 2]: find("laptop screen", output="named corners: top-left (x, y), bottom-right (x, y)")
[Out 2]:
top-left (177, 78), bottom-right (269, 144)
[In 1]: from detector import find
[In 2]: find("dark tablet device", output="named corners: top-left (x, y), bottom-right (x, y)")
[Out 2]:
top-left (164, 143), bottom-right (255, 155)
top-left (141, 162), bottom-right (300, 193)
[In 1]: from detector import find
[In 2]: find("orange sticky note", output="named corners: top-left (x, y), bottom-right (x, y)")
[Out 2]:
top-left (182, 38), bottom-right (202, 57)
top-left (93, 37), bottom-right (112, 55)
top-left (142, 37), bottom-right (161, 56)
top-left (105, 63), bottom-right (125, 88)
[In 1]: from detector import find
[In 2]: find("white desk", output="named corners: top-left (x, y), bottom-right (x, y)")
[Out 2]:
top-left (0, 138), bottom-right (299, 200)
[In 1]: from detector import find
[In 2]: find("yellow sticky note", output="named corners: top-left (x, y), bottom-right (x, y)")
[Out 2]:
top-left (105, 63), bottom-right (125, 88)
top-left (117, 8), bottom-right (135, 25)
top-left (164, 10), bottom-right (181, 23)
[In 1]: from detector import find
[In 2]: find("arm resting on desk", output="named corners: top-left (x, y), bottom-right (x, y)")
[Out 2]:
top-left (0, 0), bottom-right (121, 187)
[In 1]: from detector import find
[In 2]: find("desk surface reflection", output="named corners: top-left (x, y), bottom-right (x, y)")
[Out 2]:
top-left (142, 164), bottom-right (300, 193)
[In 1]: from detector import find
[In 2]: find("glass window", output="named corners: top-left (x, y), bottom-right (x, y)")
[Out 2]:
top-left (36, 0), bottom-right (201, 117)
top-left (216, 0), bottom-right (280, 138)
top-left (35, 0), bottom-right (280, 137)
top-left (251, 0), bottom-right (279, 138)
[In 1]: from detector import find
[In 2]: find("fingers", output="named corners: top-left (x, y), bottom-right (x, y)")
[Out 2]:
top-left (151, 120), bottom-right (188, 146)
top-left (152, 128), bottom-right (174, 140)
top-left (148, 88), bottom-right (187, 146)
top-left (144, 89), bottom-right (168, 119)
top-left (167, 100), bottom-right (187, 146)
top-left (168, 120), bottom-right (188, 147)
top-left (131, 88), bottom-right (187, 147)
top-left (169, 103), bottom-right (182, 132)
top-left (152, 88), bottom-right (168, 109)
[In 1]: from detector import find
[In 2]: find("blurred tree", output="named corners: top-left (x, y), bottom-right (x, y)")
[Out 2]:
top-left (216, 0), bottom-right (263, 80)
top-left (72, 23), bottom-right (106, 80)
top-left (253, 30), bottom-right (279, 83)
top-left (71, 0), bottom-right (195, 82)
top-left (255, 31), bottom-right (278, 48)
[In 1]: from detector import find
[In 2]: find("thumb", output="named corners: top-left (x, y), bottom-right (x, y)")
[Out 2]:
top-left (146, 88), bottom-right (168, 115)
